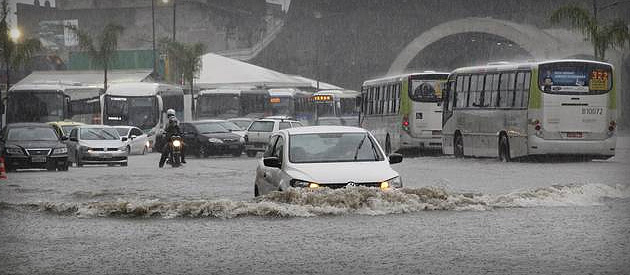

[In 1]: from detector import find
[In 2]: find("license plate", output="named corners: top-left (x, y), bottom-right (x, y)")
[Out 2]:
top-left (31, 156), bottom-right (47, 163)
top-left (566, 132), bottom-right (583, 138)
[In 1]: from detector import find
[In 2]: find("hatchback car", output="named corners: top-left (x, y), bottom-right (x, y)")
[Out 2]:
top-left (67, 125), bottom-right (129, 166)
top-left (244, 118), bottom-right (303, 157)
top-left (180, 120), bottom-right (245, 157)
top-left (254, 126), bottom-right (403, 196)
top-left (1, 123), bottom-right (69, 171)
top-left (113, 126), bottom-right (150, 155)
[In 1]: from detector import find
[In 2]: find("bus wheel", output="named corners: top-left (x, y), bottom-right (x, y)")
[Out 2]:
top-left (385, 135), bottom-right (392, 155)
top-left (499, 135), bottom-right (511, 162)
top-left (454, 134), bottom-right (464, 158)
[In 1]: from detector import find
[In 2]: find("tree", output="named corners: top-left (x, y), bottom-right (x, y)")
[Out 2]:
top-left (70, 23), bottom-right (124, 90)
top-left (162, 40), bottom-right (205, 113)
top-left (550, 1), bottom-right (630, 60)
top-left (0, 0), bottom-right (41, 101)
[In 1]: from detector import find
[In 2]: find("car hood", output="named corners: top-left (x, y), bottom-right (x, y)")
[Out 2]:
top-left (285, 161), bottom-right (399, 184)
top-left (200, 132), bottom-right (242, 140)
top-left (79, 140), bottom-right (125, 148)
top-left (4, 140), bottom-right (65, 149)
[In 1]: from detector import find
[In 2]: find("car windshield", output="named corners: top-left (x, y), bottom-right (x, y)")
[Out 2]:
top-left (114, 128), bottom-right (130, 136)
top-left (80, 128), bottom-right (121, 140)
top-left (219, 121), bottom-right (242, 131)
top-left (289, 133), bottom-right (384, 163)
top-left (248, 121), bottom-right (274, 132)
top-left (7, 127), bottom-right (59, 141)
top-left (230, 120), bottom-right (251, 129)
top-left (61, 125), bottom-right (80, 135)
top-left (195, 122), bottom-right (229, 134)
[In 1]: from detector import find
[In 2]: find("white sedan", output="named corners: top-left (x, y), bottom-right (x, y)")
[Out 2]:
top-left (254, 126), bottom-right (403, 196)
top-left (113, 126), bottom-right (150, 155)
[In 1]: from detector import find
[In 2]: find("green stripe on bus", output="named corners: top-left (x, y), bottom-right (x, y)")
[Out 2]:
top-left (529, 67), bottom-right (541, 109)
top-left (401, 77), bottom-right (410, 116)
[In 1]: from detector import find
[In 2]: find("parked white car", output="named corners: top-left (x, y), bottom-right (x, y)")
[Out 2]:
top-left (244, 118), bottom-right (303, 157)
top-left (254, 126), bottom-right (403, 196)
top-left (113, 126), bottom-right (150, 155)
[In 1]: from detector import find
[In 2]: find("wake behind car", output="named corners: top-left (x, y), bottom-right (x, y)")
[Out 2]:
top-left (67, 125), bottom-right (129, 167)
top-left (1, 123), bottom-right (69, 171)
top-left (180, 120), bottom-right (244, 157)
top-left (254, 126), bottom-right (403, 196)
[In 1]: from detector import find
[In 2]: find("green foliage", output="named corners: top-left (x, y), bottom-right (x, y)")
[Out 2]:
top-left (0, 0), bottom-right (41, 89)
top-left (70, 23), bottom-right (124, 89)
top-left (161, 40), bottom-right (205, 88)
top-left (550, 4), bottom-right (630, 60)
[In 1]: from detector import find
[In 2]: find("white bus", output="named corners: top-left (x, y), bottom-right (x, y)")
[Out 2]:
top-left (267, 88), bottom-right (314, 124)
top-left (195, 88), bottom-right (269, 120)
top-left (101, 82), bottom-right (185, 147)
top-left (311, 89), bottom-right (360, 126)
top-left (442, 59), bottom-right (617, 161)
top-left (4, 83), bottom-right (102, 125)
top-left (360, 72), bottom-right (449, 154)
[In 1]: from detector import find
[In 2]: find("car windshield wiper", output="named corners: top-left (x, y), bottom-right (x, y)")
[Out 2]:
top-left (353, 134), bottom-right (367, 160)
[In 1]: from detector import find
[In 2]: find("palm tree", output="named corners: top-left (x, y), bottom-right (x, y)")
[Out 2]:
top-left (550, 1), bottom-right (630, 60)
top-left (69, 23), bottom-right (124, 90)
top-left (0, 0), bottom-right (41, 100)
top-left (162, 40), bottom-right (205, 113)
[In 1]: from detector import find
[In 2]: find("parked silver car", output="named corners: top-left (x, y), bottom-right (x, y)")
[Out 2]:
top-left (113, 126), bottom-right (150, 155)
top-left (67, 125), bottom-right (129, 167)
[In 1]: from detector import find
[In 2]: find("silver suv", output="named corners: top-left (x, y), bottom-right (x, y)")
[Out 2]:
top-left (244, 118), bottom-right (303, 157)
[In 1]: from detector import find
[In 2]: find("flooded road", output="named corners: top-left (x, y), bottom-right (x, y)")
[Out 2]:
top-left (1, 135), bottom-right (629, 274)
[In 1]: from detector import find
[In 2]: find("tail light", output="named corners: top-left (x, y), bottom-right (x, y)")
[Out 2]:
top-left (534, 119), bottom-right (541, 131)
top-left (402, 116), bottom-right (409, 132)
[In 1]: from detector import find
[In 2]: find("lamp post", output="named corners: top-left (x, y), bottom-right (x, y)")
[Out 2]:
top-left (151, 0), bottom-right (156, 74)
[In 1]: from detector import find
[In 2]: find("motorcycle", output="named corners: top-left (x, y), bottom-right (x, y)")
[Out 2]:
top-left (165, 135), bottom-right (184, 167)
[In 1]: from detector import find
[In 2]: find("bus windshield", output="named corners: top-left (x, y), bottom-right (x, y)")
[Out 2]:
top-left (316, 102), bottom-right (335, 117)
top-left (104, 96), bottom-right (158, 131)
top-left (6, 91), bottom-right (65, 123)
top-left (197, 94), bottom-right (240, 118)
top-left (409, 79), bottom-right (444, 102)
top-left (269, 97), bottom-right (293, 116)
top-left (539, 62), bottom-right (612, 94)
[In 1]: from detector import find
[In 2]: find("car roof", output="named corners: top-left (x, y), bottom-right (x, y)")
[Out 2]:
top-left (252, 118), bottom-right (299, 123)
top-left (5, 122), bottom-right (54, 128)
top-left (186, 120), bottom-right (225, 124)
top-left (48, 121), bottom-right (86, 126)
top-left (284, 126), bottom-right (367, 135)
top-left (76, 125), bottom-right (115, 129)
top-left (111, 125), bottom-right (136, 129)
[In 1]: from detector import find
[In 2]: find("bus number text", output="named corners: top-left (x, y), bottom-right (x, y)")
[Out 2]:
top-left (581, 107), bottom-right (603, 115)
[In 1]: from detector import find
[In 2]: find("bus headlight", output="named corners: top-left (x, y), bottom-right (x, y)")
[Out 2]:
top-left (208, 138), bottom-right (223, 144)
top-left (381, 176), bottom-right (402, 190)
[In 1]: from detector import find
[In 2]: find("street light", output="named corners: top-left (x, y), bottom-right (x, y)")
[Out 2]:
top-left (151, 0), bottom-right (176, 76)
top-left (9, 28), bottom-right (21, 43)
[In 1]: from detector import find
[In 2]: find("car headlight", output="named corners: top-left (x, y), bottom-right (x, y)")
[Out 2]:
top-left (5, 147), bottom-right (24, 155)
top-left (145, 141), bottom-right (151, 148)
top-left (118, 146), bottom-right (127, 151)
top-left (381, 176), bottom-right (402, 190)
top-left (239, 137), bottom-right (245, 143)
top-left (290, 179), bottom-right (318, 188)
top-left (52, 147), bottom-right (68, 154)
top-left (208, 138), bottom-right (223, 144)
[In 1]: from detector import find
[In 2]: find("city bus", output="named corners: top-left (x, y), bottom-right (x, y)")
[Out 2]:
top-left (441, 59), bottom-right (617, 161)
top-left (360, 72), bottom-right (449, 154)
top-left (267, 88), bottom-right (314, 124)
top-left (4, 83), bottom-right (102, 125)
top-left (101, 82), bottom-right (184, 147)
top-left (195, 88), bottom-right (269, 120)
top-left (311, 89), bottom-right (360, 126)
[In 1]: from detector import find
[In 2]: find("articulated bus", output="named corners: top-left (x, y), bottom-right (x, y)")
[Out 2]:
top-left (101, 82), bottom-right (185, 147)
top-left (4, 83), bottom-right (102, 125)
top-left (442, 59), bottom-right (617, 161)
top-left (311, 89), bottom-right (360, 126)
top-left (360, 72), bottom-right (449, 154)
top-left (195, 88), bottom-right (269, 120)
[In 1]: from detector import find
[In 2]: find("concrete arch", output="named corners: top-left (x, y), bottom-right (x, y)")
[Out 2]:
top-left (388, 17), bottom-right (592, 74)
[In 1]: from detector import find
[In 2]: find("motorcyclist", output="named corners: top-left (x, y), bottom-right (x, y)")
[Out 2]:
top-left (158, 109), bottom-right (186, 167)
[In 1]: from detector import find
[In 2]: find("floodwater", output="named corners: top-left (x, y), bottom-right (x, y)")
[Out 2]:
top-left (1, 135), bottom-right (629, 274)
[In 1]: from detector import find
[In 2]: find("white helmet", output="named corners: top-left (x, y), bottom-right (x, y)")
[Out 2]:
top-left (166, 109), bottom-right (176, 117)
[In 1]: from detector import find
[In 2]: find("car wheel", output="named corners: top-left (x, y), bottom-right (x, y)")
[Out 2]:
top-left (142, 146), bottom-right (147, 155)
top-left (76, 152), bottom-right (83, 167)
top-left (498, 135), bottom-right (512, 162)
top-left (198, 146), bottom-right (206, 158)
top-left (127, 145), bottom-right (131, 155)
top-left (454, 134), bottom-right (464, 158)
top-left (246, 150), bottom-right (257, 157)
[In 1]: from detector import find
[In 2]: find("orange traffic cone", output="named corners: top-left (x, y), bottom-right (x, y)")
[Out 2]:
top-left (0, 157), bottom-right (7, 179)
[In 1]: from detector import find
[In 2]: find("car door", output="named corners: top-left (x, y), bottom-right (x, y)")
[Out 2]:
top-left (259, 135), bottom-right (282, 194)
top-left (181, 123), bottom-right (198, 152)
top-left (67, 128), bottom-right (79, 162)
top-left (129, 127), bottom-right (146, 154)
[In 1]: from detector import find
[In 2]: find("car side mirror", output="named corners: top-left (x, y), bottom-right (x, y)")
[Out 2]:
top-left (121, 137), bottom-right (128, 142)
top-left (388, 153), bottom-right (403, 164)
top-left (60, 135), bottom-right (69, 141)
top-left (263, 156), bottom-right (282, 168)
top-left (70, 137), bottom-right (78, 142)
top-left (130, 135), bottom-right (137, 140)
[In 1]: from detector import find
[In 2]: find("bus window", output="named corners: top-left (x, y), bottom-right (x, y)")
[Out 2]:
top-left (484, 74), bottom-right (499, 107)
top-left (469, 75), bottom-right (482, 107)
top-left (409, 79), bottom-right (442, 102)
top-left (498, 73), bottom-right (511, 107)
top-left (521, 72), bottom-right (531, 107)
top-left (514, 72), bottom-right (526, 108)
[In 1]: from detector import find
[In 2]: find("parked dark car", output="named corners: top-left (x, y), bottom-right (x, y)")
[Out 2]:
top-left (0, 123), bottom-right (69, 171)
top-left (180, 120), bottom-right (245, 157)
